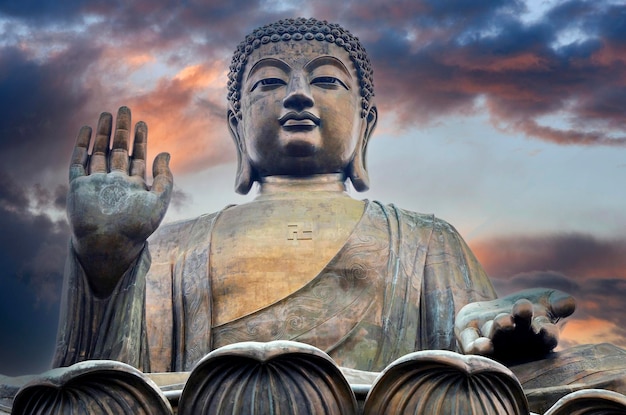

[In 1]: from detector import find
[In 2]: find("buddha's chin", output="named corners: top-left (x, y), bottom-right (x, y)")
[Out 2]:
top-left (281, 135), bottom-right (319, 157)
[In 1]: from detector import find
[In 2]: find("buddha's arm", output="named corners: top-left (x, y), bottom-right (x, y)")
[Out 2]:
top-left (67, 107), bottom-right (172, 297)
top-left (430, 219), bottom-right (577, 362)
top-left (420, 216), bottom-right (575, 362)
top-left (52, 242), bottom-right (152, 370)
top-left (53, 217), bottom-right (196, 371)
top-left (53, 107), bottom-right (173, 370)
top-left (420, 217), bottom-right (498, 351)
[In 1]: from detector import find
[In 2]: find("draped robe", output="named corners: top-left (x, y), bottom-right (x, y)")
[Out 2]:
top-left (53, 201), bottom-right (497, 373)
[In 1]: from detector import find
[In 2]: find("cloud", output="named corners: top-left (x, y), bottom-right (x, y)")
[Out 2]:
top-left (490, 270), bottom-right (581, 296)
top-left (560, 317), bottom-right (626, 350)
top-left (345, 0), bottom-right (626, 145)
top-left (125, 62), bottom-right (235, 175)
top-left (169, 187), bottom-right (192, 212)
top-left (0, 171), bottom-right (68, 375)
top-left (2, 0), bottom-right (624, 194)
top-left (0, 43), bottom-right (103, 182)
top-left (0, 0), bottom-right (91, 22)
top-left (0, 172), bottom-right (68, 296)
top-left (471, 233), bottom-right (626, 279)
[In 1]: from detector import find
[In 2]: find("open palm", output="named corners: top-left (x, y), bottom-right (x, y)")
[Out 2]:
top-left (67, 107), bottom-right (173, 297)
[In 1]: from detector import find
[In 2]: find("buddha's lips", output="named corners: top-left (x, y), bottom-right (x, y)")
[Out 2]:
top-left (278, 111), bottom-right (320, 127)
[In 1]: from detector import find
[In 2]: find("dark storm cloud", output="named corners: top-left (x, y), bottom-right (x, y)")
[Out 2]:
top-left (490, 270), bottom-right (581, 297)
top-left (0, 172), bottom-right (68, 290)
top-left (0, 43), bottom-right (103, 180)
top-left (0, 171), bottom-right (68, 375)
top-left (335, 0), bottom-right (626, 145)
top-left (6, 0), bottom-right (624, 146)
top-left (0, 0), bottom-right (93, 21)
top-left (0, 0), bottom-right (280, 53)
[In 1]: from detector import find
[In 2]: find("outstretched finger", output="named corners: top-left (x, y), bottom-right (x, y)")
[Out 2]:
top-left (532, 317), bottom-right (559, 351)
top-left (512, 298), bottom-right (533, 330)
top-left (488, 313), bottom-right (514, 338)
top-left (130, 121), bottom-right (147, 179)
top-left (110, 106), bottom-right (132, 173)
top-left (151, 152), bottom-right (173, 196)
top-left (70, 126), bottom-right (91, 182)
top-left (89, 112), bottom-right (113, 174)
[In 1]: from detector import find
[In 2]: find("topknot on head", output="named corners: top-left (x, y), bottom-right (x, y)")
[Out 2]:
top-left (227, 17), bottom-right (374, 119)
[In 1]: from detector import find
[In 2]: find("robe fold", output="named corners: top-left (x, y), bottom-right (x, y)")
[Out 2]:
top-left (53, 201), bottom-right (496, 373)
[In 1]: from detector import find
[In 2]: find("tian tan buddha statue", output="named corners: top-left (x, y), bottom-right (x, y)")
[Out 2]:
top-left (5, 17), bottom-right (626, 415)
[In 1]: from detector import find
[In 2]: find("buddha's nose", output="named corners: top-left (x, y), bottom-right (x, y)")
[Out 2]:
top-left (283, 73), bottom-right (314, 111)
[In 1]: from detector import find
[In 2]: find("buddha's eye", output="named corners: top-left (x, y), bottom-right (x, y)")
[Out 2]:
top-left (311, 76), bottom-right (348, 89)
top-left (250, 77), bottom-right (286, 91)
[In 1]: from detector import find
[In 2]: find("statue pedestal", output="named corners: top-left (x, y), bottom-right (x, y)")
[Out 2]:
top-left (6, 341), bottom-right (626, 415)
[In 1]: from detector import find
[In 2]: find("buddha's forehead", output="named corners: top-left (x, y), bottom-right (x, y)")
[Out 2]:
top-left (243, 40), bottom-right (355, 76)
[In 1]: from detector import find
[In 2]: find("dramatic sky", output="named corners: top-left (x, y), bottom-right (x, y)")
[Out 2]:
top-left (1, 0), bottom-right (625, 375)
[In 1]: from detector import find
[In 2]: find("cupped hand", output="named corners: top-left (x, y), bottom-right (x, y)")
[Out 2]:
top-left (67, 107), bottom-right (173, 296)
top-left (455, 288), bottom-right (575, 363)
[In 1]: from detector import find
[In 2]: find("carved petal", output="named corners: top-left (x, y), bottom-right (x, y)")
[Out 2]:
top-left (11, 360), bottom-right (172, 415)
top-left (363, 350), bottom-right (529, 415)
top-left (178, 340), bottom-right (358, 415)
top-left (543, 389), bottom-right (626, 415)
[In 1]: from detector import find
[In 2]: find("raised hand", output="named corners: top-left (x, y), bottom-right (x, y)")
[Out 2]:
top-left (455, 288), bottom-right (576, 363)
top-left (67, 107), bottom-right (173, 297)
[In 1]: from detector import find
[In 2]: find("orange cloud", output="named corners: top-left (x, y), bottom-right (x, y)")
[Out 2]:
top-left (119, 53), bottom-right (154, 69)
top-left (591, 42), bottom-right (626, 67)
top-left (99, 47), bottom-right (155, 74)
top-left (560, 317), bottom-right (626, 348)
top-left (124, 62), bottom-right (235, 175)
top-left (471, 234), bottom-right (626, 279)
top-left (442, 51), bottom-right (551, 73)
top-left (174, 64), bottom-right (223, 88)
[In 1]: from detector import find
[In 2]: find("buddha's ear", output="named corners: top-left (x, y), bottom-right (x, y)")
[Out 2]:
top-left (228, 109), bottom-right (254, 195)
top-left (348, 105), bottom-right (378, 192)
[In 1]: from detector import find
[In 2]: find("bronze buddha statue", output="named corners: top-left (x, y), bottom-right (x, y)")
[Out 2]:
top-left (36, 17), bottom-right (624, 414)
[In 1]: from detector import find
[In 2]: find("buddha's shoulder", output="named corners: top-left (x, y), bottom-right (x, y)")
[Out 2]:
top-left (369, 201), bottom-right (461, 235)
top-left (148, 211), bottom-right (221, 256)
top-left (152, 211), bottom-right (219, 236)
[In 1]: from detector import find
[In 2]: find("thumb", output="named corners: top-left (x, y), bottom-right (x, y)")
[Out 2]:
top-left (549, 290), bottom-right (576, 319)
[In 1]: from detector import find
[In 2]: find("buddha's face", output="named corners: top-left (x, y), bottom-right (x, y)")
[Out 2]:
top-left (232, 40), bottom-right (371, 178)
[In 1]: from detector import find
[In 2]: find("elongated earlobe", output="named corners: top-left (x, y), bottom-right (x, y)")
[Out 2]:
top-left (348, 106), bottom-right (377, 192)
top-left (235, 156), bottom-right (253, 195)
top-left (227, 110), bottom-right (254, 195)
